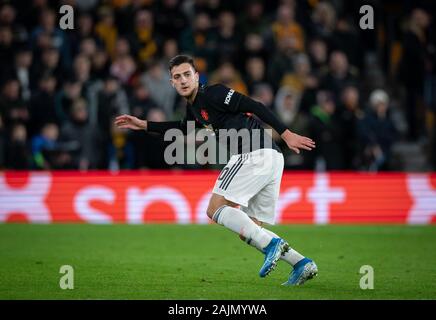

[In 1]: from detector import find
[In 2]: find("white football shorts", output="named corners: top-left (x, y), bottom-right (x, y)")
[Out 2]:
top-left (212, 148), bottom-right (284, 225)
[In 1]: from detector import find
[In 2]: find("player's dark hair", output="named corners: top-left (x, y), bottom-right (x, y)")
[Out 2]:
top-left (168, 55), bottom-right (196, 73)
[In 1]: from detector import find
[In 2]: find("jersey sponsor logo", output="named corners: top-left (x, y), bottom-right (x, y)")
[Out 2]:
top-left (224, 89), bottom-right (235, 105)
top-left (200, 109), bottom-right (209, 121)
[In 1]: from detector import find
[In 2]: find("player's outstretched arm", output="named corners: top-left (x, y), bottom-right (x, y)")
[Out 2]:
top-left (115, 114), bottom-right (147, 130)
top-left (115, 114), bottom-right (190, 134)
top-left (280, 129), bottom-right (316, 154)
top-left (226, 90), bottom-right (316, 154)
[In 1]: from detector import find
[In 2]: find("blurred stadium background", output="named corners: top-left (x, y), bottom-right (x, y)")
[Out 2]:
top-left (0, 0), bottom-right (435, 173)
top-left (0, 0), bottom-right (435, 223)
top-left (0, 0), bottom-right (435, 300)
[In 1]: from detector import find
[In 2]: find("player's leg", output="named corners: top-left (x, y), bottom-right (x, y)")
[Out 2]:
top-left (241, 219), bottom-right (318, 285)
top-left (209, 152), bottom-right (288, 277)
top-left (206, 193), bottom-right (273, 251)
top-left (239, 217), bottom-right (305, 266)
top-left (240, 149), bottom-right (318, 285)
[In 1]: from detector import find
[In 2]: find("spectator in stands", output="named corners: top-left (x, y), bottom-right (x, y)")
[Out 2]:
top-left (0, 3), bottom-right (27, 43)
top-left (107, 120), bottom-right (135, 170)
top-left (179, 12), bottom-right (217, 70)
top-left (244, 57), bottom-right (267, 95)
top-left (339, 85), bottom-right (364, 169)
top-left (189, 0), bottom-right (224, 24)
top-left (59, 98), bottom-right (102, 170)
top-left (72, 54), bottom-right (93, 95)
top-left (267, 35), bottom-right (298, 91)
top-left (154, 0), bottom-right (188, 39)
top-left (239, 33), bottom-right (268, 71)
top-left (29, 73), bottom-right (58, 136)
top-left (398, 8), bottom-right (431, 141)
top-left (0, 114), bottom-right (5, 168)
top-left (310, 1), bottom-right (336, 43)
top-left (90, 48), bottom-right (110, 80)
top-left (97, 75), bottom-right (129, 146)
top-left (275, 86), bottom-right (310, 169)
top-left (55, 78), bottom-right (84, 124)
top-left (238, 1), bottom-right (268, 36)
top-left (320, 51), bottom-right (358, 100)
top-left (14, 0), bottom-right (47, 33)
top-left (308, 38), bottom-right (328, 77)
top-left (5, 123), bottom-right (31, 169)
top-left (130, 108), bottom-right (170, 169)
top-left (281, 53), bottom-right (318, 97)
top-left (70, 13), bottom-right (97, 57)
top-left (209, 61), bottom-right (248, 95)
top-left (95, 7), bottom-right (117, 58)
top-left (113, 36), bottom-right (131, 60)
top-left (30, 8), bottom-right (71, 69)
top-left (32, 47), bottom-right (63, 85)
top-left (8, 46), bottom-right (33, 102)
top-left (94, 7), bottom-right (118, 57)
top-left (32, 121), bottom-right (80, 170)
top-left (0, 78), bottom-right (29, 131)
top-left (358, 89), bottom-right (397, 171)
top-left (78, 37), bottom-right (98, 61)
top-left (161, 38), bottom-right (179, 63)
top-left (140, 60), bottom-right (176, 119)
top-left (251, 83), bottom-right (274, 111)
top-left (308, 91), bottom-right (345, 170)
top-left (129, 83), bottom-right (157, 120)
top-left (108, 37), bottom-right (137, 85)
top-left (130, 9), bottom-right (159, 63)
top-left (215, 11), bottom-right (240, 64)
top-left (271, 4), bottom-right (305, 52)
top-left (331, 17), bottom-right (362, 70)
top-left (31, 122), bottom-right (60, 169)
top-left (0, 26), bottom-right (15, 76)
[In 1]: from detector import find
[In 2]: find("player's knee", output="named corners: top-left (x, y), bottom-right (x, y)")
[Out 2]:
top-left (207, 195), bottom-right (226, 220)
top-left (207, 202), bottom-right (226, 220)
top-left (207, 194), bottom-right (239, 220)
top-left (206, 205), bottom-right (217, 220)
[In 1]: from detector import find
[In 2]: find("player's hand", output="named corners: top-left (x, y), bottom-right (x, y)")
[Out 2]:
top-left (281, 129), bottom-right (316, 154)
top-left (114, 114), bottom-right (147, 130)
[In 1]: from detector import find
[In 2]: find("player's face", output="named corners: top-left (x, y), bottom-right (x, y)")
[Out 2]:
top-left (170, 63), bottom-right (199, 98)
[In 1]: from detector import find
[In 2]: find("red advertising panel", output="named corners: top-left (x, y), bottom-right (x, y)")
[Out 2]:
top-left (1, 171), bottom-right (435, 224)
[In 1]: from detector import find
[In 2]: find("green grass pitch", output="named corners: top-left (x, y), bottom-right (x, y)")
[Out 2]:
top-left (0, 224), bottom-right (435, 299)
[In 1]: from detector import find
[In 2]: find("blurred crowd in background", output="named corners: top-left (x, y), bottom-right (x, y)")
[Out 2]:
top-left (0, 0), bottom-right (435, 172)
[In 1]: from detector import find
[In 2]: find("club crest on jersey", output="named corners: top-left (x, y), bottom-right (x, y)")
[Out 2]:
top-left (200, 109), bottom-right (209, 121)
top-left (203, 124), bottom-right (214, 132)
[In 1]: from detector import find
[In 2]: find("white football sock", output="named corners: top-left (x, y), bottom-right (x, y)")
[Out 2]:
top-left (212, 206), bottom-right (272, 249)
top-left (246, 227), bottom-right (305, 266)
